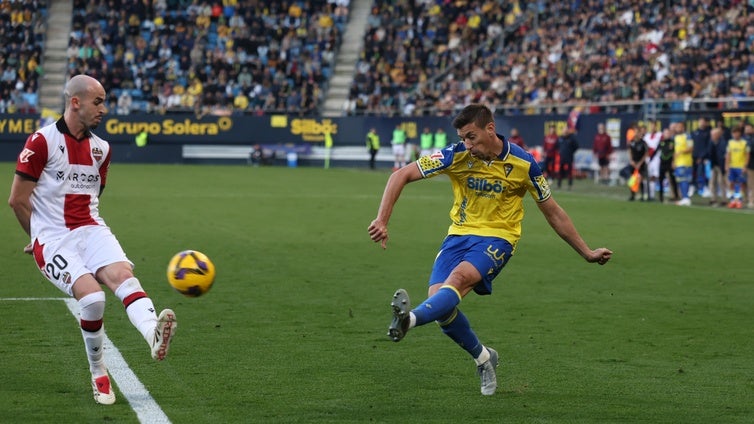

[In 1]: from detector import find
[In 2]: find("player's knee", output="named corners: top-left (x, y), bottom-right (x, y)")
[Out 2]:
top-left (96, 261), bottom-right (135, 288)
top-left (72, 274), bottom-right (103, 299)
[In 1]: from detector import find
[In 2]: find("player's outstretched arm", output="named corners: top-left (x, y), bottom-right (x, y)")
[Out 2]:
top-left (368, 164), bottom-right (423, 249)
top-left (536, 197), bottom-right (613, 265)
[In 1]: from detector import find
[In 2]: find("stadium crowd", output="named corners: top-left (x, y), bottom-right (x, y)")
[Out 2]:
top-left (348, 0), bottom-right (754, 116)
top-left (0, 0), bottom-right (46, 114)
top-left (4, 0), bottom-right (754, 117)
top-left (66, 0), bottom-right (347, 115)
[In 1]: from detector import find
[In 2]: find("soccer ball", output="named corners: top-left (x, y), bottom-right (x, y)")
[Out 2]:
top-left (166, 250), bottom-right (216, 297)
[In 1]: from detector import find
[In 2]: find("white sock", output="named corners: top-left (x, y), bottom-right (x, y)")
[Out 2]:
top-left (474, 346), bottom-right (491, 366)
top-left (79, 291), bottom-right (107, 377)
top-left (114, 277), bottom-right (158, 343)
top-left (409, 312), bottom-right (417, 329)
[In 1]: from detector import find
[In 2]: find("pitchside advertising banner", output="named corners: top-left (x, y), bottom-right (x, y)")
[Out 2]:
top-left (6, 110), bottom-right (746, 163)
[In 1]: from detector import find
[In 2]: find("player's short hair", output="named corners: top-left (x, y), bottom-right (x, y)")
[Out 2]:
top-left (452, 104), bottom-right (493, 130)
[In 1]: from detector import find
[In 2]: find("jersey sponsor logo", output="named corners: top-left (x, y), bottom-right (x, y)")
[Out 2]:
top-left (92, 147), bottom-right (103, 161)
top-left (56, 171), bottom-right (100, 182)
top-left (467, 177), bottom-right (504, 193)
top-left (19, 148), bottom-right (35, 163)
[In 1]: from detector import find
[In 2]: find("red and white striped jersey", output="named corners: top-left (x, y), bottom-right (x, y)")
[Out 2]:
top-left (15, 119), bottom-right (112, 245)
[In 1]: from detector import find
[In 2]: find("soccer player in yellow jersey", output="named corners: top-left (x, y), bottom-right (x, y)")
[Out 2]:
top-left (672, 122), bottom-right (694, 206)
top-left (725, 126), bottom-right (750, 208)
top-left (368, 104), bottom-right (613, 396)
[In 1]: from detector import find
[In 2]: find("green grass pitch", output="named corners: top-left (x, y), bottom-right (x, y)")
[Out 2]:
top-left (1, 162), bottom-right (752, 423)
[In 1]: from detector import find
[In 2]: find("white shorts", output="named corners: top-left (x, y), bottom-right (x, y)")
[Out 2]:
top-left (32, 225), bottom-right (133, 296)
top-left (392, 143), bottom-right (406, 158)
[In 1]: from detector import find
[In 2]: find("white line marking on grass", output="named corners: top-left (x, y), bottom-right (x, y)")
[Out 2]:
top-left (1, 297), bottom-right (171, 424)
top-left (0, 297), bottom-right (69, 301)
top-left (63, 299), bottom-right (172, 424)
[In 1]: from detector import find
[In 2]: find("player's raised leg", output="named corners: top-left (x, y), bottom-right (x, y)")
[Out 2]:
top-left (388, 289), bottom-right (411, 342)
top-left (112, 276), bottom-right (177, 360)
top-left (151, 308), bottom-right (177, 360)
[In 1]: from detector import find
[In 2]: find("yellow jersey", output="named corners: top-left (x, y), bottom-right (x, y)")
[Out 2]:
top-left (726, 138), bottom-right (750, 169)
top-left (673, 133), bottom-right (693, 167)
top-left (416, 137), bottom-right (551, 249)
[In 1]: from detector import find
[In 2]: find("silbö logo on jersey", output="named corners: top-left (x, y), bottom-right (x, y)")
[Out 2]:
top-left (467, 177), bottom-right (505, 198)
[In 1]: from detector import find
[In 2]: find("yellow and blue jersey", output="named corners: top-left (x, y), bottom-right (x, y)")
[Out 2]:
top-left (726, 138), bottom-right (749, 169)
top-left (673, 133), bottom-right (693, 167)
top-left (415, 136), bottom-right (550, 250)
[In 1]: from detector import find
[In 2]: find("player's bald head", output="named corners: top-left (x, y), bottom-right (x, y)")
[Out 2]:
top-left (64, 74), bottom-right (104, 106)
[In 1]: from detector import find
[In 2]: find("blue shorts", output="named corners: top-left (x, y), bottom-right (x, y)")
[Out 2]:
top-left (429, 235), bottom-right (513, 295)
top-left (675, 166), bottom-right (692, 182)
top-left (728, 168), bottom-right (746, 184)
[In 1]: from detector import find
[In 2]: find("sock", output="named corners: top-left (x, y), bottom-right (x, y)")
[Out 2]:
top-left (412, 285), bottom-right (462, 326)
top-left (475, 346), bottom-right (491, 365)
top-left (680, 181), bottom-right (689, 199)
top-left (79, 291), bottom-right (107, 377)
top-left (437, 307), bottom-right (485, 361)
top-left (114, 277), bottom-right (158, 343)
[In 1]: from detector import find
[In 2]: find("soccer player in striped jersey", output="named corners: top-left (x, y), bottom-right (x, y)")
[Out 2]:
top-left (368, 104), bottom-right (612, 395)
top-left (8, 74), bottom-right (176, 405)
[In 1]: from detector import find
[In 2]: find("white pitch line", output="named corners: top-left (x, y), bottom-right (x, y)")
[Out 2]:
top-left (63, 299), bottom-right (172, 424)
top-left (1, 297), bottom-right (171, 423)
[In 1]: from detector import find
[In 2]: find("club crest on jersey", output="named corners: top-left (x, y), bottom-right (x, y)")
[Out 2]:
top-left (62, 272), bottom-right (72, 285)
top-left (19, 148), bottom-right (35, 163)
top-left (92, 147), bottom-right (103, 161)
top-left (504, 164), bottom-right (513, 177)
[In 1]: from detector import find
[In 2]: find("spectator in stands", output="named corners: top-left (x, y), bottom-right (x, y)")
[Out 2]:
top-left (232, 89), bottom-right (249, 114)
top-left (116, 90), bottom-right (133, 115)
